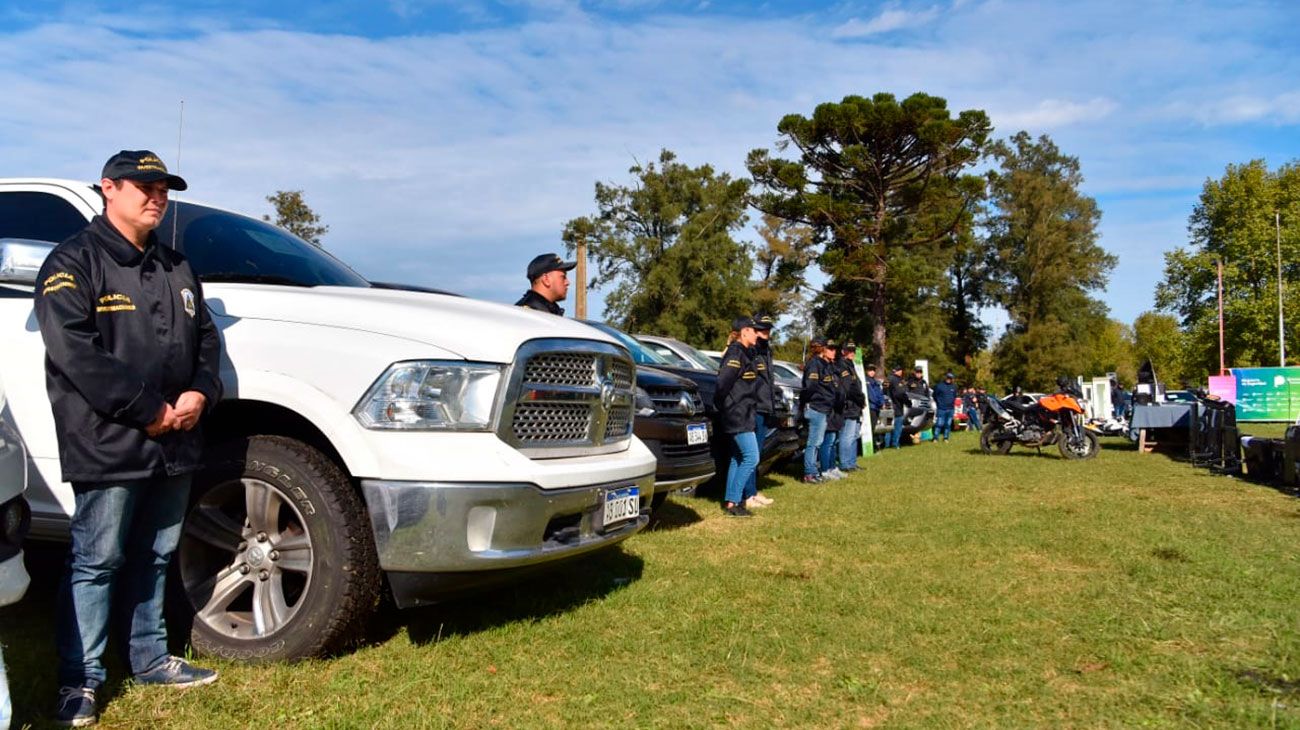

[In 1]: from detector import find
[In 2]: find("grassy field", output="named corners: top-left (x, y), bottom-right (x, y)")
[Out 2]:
top-left (4, 430), bottom-right (1300, 728)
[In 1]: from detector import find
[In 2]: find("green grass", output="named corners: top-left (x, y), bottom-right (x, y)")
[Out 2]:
top-left (5, 431), bottom-right (1300, 728)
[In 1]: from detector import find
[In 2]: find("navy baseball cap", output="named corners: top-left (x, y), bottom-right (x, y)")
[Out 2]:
top-left (527, 253), bottom-right (576, 281)
top-left (732, 316), bottom-right (757, 331)
top-left (752, 311), bottom-right (775, 330)
top-left (101, 150), bottom-right (187, 191)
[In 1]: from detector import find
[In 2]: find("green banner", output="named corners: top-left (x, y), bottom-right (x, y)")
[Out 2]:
top-left (1233, 366), bottom-right (1300, 422)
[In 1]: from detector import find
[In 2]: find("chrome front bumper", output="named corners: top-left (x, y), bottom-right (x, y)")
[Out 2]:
top-left (360, 472), bottom-right (654, 607)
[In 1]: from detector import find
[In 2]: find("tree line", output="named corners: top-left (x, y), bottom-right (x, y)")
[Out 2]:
top-left (563, 91), bottom-right (1127, 391)
top-left (263, 92), bottom-right (1297, 389)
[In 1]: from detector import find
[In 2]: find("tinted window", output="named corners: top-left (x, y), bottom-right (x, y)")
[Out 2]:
top-left (0, 191), bottom-right (88, 243)
top-left (581, 321), bottom-right (673, 365)
top-left (158, 202), bottom-right (368, 288)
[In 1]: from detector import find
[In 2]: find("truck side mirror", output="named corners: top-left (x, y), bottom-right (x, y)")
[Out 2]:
top-left (0, 239), bottom-right (55, 285)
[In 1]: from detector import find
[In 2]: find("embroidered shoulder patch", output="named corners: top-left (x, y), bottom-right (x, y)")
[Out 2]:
top-left (42, 271), bottom-right (76, 295)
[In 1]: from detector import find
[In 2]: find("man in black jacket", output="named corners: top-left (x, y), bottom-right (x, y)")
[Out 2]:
top-left (885, 363), bottom-right (909, 449)
top-left (800, 338), bottom-right (837, 482)
top-left (515, 253), bottom-right (575, 315)
top-left (36, 150), bottom-right (222, 726)
top-left (837, 343), bottom-right (867, 471)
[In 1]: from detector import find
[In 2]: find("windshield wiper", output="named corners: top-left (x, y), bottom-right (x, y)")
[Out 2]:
top-left (200, 272), bottom-right (312, 287)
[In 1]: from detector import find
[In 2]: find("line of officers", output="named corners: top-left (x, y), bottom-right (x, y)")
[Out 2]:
top-left (712, 319), bottom-right (876, 516)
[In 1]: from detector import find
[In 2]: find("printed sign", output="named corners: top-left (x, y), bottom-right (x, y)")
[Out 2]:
top-left (1232, 367), bottom-right (1300, 422)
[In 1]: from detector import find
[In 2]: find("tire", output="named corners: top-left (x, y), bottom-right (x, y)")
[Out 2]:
top-left (176, 435), bottom-right (380, 662)
top-left (979, 423), bottom-right (1013, 455)
top-left (1058, 428), bottom-right (1100, 460)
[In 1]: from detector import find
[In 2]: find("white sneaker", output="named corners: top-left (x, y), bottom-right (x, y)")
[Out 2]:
top-left (744, 496), bottom-right (769, 509)
top-left (824, 468), bottom-right (845, 480)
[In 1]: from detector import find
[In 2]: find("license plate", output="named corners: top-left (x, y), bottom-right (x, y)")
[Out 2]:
top-left (602, 487), bottom-right (640, 528)
top-left (686, 422), bottom-right (709, 445)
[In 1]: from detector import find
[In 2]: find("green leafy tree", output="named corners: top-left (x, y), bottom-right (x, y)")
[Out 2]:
top-left (562, 149), bottom-right (753, 346)
top-left (1132, 311), bottom-right (1189, 386)
top-left (751, 214), bottom-right (817, 321)
top-left (747, 92), bottom-right (991, 369)
top-left (263, 190), bottom-right (329, 246)
top-left (984, 132), bottom-right (1116, 390)
top-left (1155, 159), bottom-right (1300, 375)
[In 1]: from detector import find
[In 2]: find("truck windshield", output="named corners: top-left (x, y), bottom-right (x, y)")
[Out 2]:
top-left (581, 321), bottom-right (674, 366)
top-left (158, 202), bottom-right (370, 288)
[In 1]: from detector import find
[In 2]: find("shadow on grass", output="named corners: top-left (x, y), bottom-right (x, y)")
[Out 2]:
top-left (0, 542), bottom-right (141, 728)
top-left (373, 547), bottom-right (645, 647)
top-left (647, 498), bottom-right (703, 531)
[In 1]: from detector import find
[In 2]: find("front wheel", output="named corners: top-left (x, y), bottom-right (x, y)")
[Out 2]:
top-left (1058, 428), bottom-right (1100, 460)
top-left (175, 435), bottom-right (380, 662)
top-left (979, 423), bottom-right (1013, 455)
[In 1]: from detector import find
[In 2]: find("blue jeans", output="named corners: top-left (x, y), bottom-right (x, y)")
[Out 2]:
top-left (744, 414), bottom-right (771, 499)
top-left (966, 407), bottom-right (981, 431)
top-left (803, 409), bottom-right (827, 476)
top-left (725, 431), bottom-right (760, 505)
top-left (934, 409), bottom-right (954, 441)
top-left (57, 474), bottom-right (191, 689)
top-left (839, 418), bottom-right (860, 469)
top-left (820, 430), bottom-right (838, 471)
top-left (889, 412), bottom-right (907, 448)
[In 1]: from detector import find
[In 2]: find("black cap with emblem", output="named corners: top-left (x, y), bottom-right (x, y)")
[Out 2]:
top-left (101, 150), bottom-right (188, 191)
top-left (527, 253), bottom-right (577, 281)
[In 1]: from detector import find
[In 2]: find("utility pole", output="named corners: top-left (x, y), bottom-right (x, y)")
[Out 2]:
top-left (1218, 258), bottom-right (1226, 375)
top-left (575, 232), bottom-right (588, 320)
top-left (1278, 211), bottom-right (1286, 366)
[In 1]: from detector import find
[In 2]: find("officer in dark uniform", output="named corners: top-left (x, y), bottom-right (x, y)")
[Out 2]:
top-left (800, 337), bottom-right (837, 482)
top-left (714, 317), bottom-right (761, 517)
top-left (837, 343), bottom-right (866, 471)
top-left (820, 340), bottom-right (845, 478)
top-left (35, 150), bottom-right (222, 726)
top-left (515, 253), bottom-right (576, 315)
top-left (743, 311), bottom-right (777, 508)
top-left (886, 363), bottom-right (909, 449)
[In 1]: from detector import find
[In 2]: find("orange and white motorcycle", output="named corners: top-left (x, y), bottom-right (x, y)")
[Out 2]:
top-left (980, 379), bottom-right (1099, 459)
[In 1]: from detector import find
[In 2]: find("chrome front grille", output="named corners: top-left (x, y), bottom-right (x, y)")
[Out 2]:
top-left (523, 353), bottom-right (597, 388)
top-left (511, 403), bottom-right (592, 442)
top-left (645, 386), bottom-right (704, 416)
top-left (499, 339), bottom-right (637, 458)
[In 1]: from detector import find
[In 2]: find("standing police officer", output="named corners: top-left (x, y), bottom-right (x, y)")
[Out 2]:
top-left (516, 253), bottom-right (576, 315)
top-left (744, 312), bottom-right (777, 508)
top-left (837, 343), bottom-right (866, 472)
top-left (800, 338), bottom-right (837, 482)
top-left (36, 150), bottom-right (222, 726)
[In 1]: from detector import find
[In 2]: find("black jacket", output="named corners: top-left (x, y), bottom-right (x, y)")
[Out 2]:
top-left (34, 215), bottom-right (223, 482)
top-left (713, 341), bottom-right (758, 434)
top-left (754, 338), bottom-right (776, 416)
top-left (888, 373), bottom-right (909, 410)
top-left (801, 356), bottom-right (837, 414)
top-left (838, 358), bottom-right (866, 420)
top-left (515, 290), bottom-right (563, 315)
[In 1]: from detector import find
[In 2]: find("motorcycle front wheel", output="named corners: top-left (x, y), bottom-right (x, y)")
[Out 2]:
top-left (980, 423), bottom-right (1013, 455)
top-left (1058, 428), bottom-right (1099, 460)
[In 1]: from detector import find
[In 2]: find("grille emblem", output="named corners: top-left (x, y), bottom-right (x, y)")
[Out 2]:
top-left (679, 392), bottom-right (696, 416)
top-left (599, 375), bottom-right (616, 411)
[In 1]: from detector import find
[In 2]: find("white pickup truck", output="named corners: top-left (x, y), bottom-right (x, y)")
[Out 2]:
top-left (0, 179), bottom-right (656, 662)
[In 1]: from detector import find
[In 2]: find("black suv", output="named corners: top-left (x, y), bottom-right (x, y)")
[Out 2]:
top-left (582, 322), bottom-right (800, 490)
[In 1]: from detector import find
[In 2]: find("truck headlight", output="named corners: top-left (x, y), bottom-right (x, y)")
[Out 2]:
top-left (635, 386), bottom-right (656, 418)
top-left (354, 361), bottom-right (503, 430)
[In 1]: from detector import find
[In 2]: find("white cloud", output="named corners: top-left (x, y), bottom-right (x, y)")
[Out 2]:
top-left (995, 97), bottom-right (1118, 129)
top-left (0, 0), bottom-right (1297, 323)
top-left (832, 6), bottom-right (939, 38)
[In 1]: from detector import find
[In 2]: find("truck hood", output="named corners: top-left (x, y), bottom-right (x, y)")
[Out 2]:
top-left (202, 284), bottom-right (621, 363)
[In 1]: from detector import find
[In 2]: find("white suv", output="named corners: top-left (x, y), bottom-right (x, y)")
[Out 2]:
top-left (0, 179), bottom-right (656, 662)
top-left (0, 374), bottom-right (32, 729)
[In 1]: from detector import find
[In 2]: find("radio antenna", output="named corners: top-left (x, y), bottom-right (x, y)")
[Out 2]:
top-left (171, 99), bottom-right (184, 248)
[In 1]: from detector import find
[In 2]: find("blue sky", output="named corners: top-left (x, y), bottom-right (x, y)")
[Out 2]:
top-left (3, 0), bottom-right (1299, 336)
